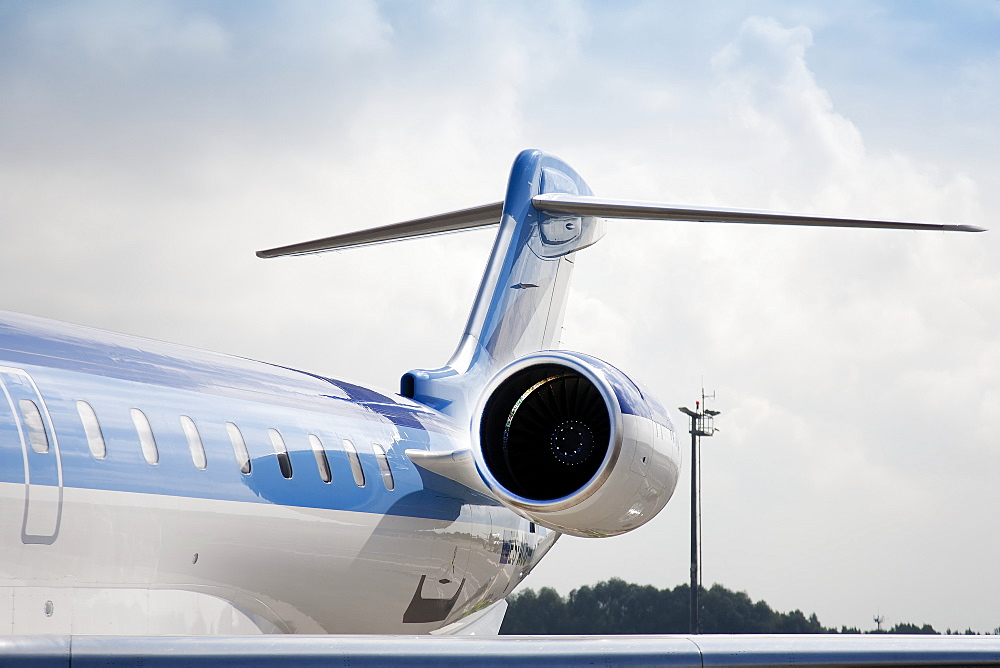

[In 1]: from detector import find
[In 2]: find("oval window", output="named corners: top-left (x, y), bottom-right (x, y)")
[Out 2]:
top-left (268, 428), bottom-right (293, 479)
top-left (309, 434), bottom-right (332, 483)
top-left (180, 416), bottom-right (207, 470)
top-left (76, 400), bottom-right (106, 459)
top-left (19, 399), bottom-right (49, 454)
top-left (372, 443), bottom-right (394, 491)
top-left (130, 408), bottom-right (158, 465)
top-left (343, 439), bottom-right (365, 487)
top-left (226, 422), bottom-right (251, 475)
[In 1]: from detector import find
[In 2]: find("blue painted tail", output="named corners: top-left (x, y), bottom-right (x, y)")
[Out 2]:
top-left (402, 150), bottom-right (606, 417)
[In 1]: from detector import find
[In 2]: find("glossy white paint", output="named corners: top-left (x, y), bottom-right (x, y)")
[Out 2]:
top-left (0, 481), bottom-right (557, 634)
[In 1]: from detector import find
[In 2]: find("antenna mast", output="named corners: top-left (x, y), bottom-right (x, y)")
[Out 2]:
top-left (679, 388), bottom-right (719, 635)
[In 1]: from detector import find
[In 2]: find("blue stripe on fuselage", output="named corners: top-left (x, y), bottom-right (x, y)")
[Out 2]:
top-left (0, 310), bottom-right (453, 435)
top-left (0, 311), bottom-right (469, 522)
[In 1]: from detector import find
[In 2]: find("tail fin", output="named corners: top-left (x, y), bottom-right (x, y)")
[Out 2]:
top-left (258, 150), bottom-right (602, 417)
top-left (404, 150), bottom-right (605, 416)
top-left (257, 149), bottom-right (983, 417)
top-left (446, 151), bottom-right (604, 373)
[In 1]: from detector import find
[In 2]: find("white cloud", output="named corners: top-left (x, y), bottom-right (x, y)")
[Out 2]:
top-left (22, 1), bottom-right (231, 64)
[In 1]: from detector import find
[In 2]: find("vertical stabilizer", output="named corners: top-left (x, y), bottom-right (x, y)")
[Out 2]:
top-left (402, 150), bottom-right (605, 418)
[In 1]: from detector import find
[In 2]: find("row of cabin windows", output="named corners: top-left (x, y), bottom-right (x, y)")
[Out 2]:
top-left (72, 400), bottom-right (394, 491)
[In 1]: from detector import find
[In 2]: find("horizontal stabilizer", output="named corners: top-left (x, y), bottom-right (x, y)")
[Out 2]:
top-left (257, 202), bottom-right (503, 258)
top-left (532, 193), bottom-right (986, 232)
top-left (257, 183), bottom-right (984, 260)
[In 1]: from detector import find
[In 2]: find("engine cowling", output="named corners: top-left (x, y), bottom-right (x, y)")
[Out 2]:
top-left (472, 351), bottom-right (681, 537)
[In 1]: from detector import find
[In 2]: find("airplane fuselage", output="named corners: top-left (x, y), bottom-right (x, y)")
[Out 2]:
top-left (0, 309), bottom-right (552, 634)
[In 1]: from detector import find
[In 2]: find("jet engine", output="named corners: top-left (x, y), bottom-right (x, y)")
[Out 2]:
top-left (472, 351), bottom-right (681, 537)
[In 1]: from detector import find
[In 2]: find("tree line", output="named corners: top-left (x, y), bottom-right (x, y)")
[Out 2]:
top-left (499, 579), bottom-right (952, 635)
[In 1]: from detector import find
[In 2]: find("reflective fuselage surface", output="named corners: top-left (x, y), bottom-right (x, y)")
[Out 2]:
top-left (0, 310), bottom-right (554, 634)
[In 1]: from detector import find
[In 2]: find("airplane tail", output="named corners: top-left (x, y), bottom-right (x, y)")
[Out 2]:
top-left (258, 149), bottom-right (980, 537)
top-left (258, 149), bottom-right (982, 419)
top-left (260, 149), bottom-right (609, 417)
top-left (443, 150), bottom-right (603, 376)
top-left (401, 150), bottom-right (606, 416)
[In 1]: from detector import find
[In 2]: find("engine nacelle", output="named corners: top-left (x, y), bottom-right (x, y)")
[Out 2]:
top-left (472, 351), bottom-right (681, 537)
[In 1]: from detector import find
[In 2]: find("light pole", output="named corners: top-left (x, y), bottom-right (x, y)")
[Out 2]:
top-left (679, 394), bottom-right (719, 635)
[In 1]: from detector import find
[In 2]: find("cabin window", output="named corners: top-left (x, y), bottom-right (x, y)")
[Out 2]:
top-left (343, 439), bottom-right (365, 487)
top-left (180, 416), bottom-right (207, 470)
top-left (18, 399), bottom-right (48, 454)
top-left (130, 408), bottom-right (158, 465)
top-left (309, 434), bottom-right (332, 483)
top-left (226, 422), bottom-right (251, 475)
top-left (372, 443), bottom-right (394, 491)
top-left (76, 400), bottom-right (106, 459)
top-left (268, 428), bottom-right (293, 479)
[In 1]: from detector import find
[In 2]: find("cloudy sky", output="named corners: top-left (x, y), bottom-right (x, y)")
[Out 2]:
top-left (1, 1), bottom-right (998, 633)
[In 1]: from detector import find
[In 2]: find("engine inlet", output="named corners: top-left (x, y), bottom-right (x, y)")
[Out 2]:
top-left (481, 364), bottom-right (611, 501)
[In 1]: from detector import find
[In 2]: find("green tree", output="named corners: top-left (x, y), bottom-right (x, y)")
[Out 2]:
top-left (889, 622), bottom-right (938, 635)
top-left (501, 579), bottom-right (952, 635)
top-left (503, 580), bottom-right (835, 634)
top-left (502, 587), bottom-right (567, 634)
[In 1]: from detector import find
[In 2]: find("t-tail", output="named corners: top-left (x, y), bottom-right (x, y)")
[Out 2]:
top-left (259, 149), bottom-right (982, 538)
top-left (403, 151), bottom-right (610, 418)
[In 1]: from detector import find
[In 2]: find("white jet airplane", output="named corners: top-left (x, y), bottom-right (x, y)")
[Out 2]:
top-left (0, 150), bottom-right (991, 665)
